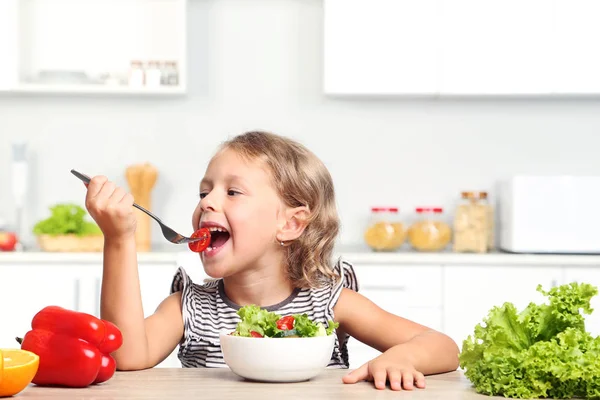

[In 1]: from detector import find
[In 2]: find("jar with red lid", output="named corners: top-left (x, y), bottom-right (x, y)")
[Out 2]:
top-left (407, 207), bottom-right (452, 252)
top-left (363, 207), bottom-right (406, 251)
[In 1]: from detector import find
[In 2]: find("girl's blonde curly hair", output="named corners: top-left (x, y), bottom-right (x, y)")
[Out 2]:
top-left (220, 130), bottom-right (340, 289)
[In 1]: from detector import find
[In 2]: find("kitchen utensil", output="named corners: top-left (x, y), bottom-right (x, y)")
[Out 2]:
top-left (11, 141), bottom-right (27, 249)
top-left (125, 163), bottom-right (157, 251)
top-left (70, 169), bottom-right (203, 245)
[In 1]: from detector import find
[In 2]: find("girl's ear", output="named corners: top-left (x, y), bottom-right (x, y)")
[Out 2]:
top-left (277, 206), bottom-right (310, 242)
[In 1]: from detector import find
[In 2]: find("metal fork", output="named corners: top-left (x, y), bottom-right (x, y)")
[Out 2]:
top-left (70, 169), bottom-right (204, 244)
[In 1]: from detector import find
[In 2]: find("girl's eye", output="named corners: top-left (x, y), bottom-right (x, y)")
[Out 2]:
top-left (199, 193), bottom-right (208, 199)
top-left (227, 190), bottom-right (241, 196)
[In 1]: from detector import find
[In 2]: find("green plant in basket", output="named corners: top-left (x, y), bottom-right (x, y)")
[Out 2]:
top-left (33, 204), bottom-right (101, 237)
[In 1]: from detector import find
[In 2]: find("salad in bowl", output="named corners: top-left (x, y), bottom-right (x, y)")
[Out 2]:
top-left (230, 304), bottom-right (338, 338)
top-left (220, 305), bottom-right (339, 382)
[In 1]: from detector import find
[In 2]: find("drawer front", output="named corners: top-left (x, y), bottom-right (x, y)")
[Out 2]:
top-left (345, 307), bottom-right (442, 369)
top-left (443, 265), bottom-right (563, 348)
top-left (352, 264), bottom-right (442, 308)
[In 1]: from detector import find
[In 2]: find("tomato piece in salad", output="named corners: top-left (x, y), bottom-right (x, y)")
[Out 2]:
top-left (188, 228), bottom-right (211, 252)
top-left (250, 331), bottom-right (263, 338)
top-left (276, 315), bottom-right (295, 331)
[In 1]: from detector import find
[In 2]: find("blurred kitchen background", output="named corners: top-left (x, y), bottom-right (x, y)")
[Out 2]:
top-left (1, 0), bottom-right (600, 254)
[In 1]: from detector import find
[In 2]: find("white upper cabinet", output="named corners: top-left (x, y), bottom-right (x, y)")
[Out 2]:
top-left (324, 0), bottom-right (600, 96)
top-left (323, 0), bottom-right (439, 95)
top-left (0, 0), bottom-right (19, 91)
top-left (552, 0), bottom-right (600, 94)
top-left (0, 0), bottom-right (187, 95)
top-left (439, 0), bottom-right (553, 95)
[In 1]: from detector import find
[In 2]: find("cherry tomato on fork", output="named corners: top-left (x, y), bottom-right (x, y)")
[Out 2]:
top-left (276, 315), bottom-right (295, 331)
top-left (188, 228), bottom-right (211, 253)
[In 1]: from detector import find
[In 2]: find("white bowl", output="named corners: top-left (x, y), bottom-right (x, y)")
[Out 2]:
top-left (219, 332), bottom-right (336, 382)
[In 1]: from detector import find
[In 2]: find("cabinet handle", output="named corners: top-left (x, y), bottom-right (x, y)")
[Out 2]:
top-left (74, 279), bottom-right (80, 311)
top-left (360, 285), bottom-right (407, 291)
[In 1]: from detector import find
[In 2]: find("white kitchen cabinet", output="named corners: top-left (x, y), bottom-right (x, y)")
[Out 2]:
top-left (81, 262), bottom-right (183, 368)
top-left (552, 0), bottom-right (600, 94)
top-left (0, 0), bottom-right (19, 91)
top-left (439, 0), bottom-right (552, 95)
top-left (0, 265), bottom-right (81, 348)
top-left (353, 264), bottom-right (443, 308)
top-left (442, 265), bottom-right (563, 349)
top-left (0, 258), bottom-right (183, 367)
top-left (346, 308), bottom-right (442, 369)
top-left (324, 0), bottom-right (600, 96)
top-left (0, 0), bottom-right (188, 96)
top-left (347, 264), bottom-right (443, 369)
top-left (137, 263), bottom-right (179, 318)
top-left (139, 262), bottom-right (183, 368)
top-left (563, 267), bottom-right (600, 337)
top-left (323, 0), bottom-right (439, 95)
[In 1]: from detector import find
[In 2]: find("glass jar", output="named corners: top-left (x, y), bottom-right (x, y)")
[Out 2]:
top-left (479, 192), bottom-right (495, 251)
top-left (453, 192), bottom-right (493, 253)
top-left (363, 207), bottom-right (406, 251)
top-left (166, 61), bottom-right (179, 85)
top-left (128, 60), bottom-right (145, 87)
top-left (145, 61), bottom-right (162, 87)
top-left (408, 207), bottom-right (452, 252)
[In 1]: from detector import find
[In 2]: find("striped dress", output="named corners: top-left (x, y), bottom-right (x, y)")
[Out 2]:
top-left (169, 258), bottom-right (359, 368)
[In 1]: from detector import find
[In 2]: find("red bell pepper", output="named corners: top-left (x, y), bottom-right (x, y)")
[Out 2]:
top-left (16, 305), bottom-right (123, 388)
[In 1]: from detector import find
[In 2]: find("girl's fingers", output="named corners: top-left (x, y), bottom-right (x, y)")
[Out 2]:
top-left (402, 371), bottom-right (415, 390)
top-left (119, 193), bottom-right (135, 207)
top-left (342, 363), bottom-right (369, 384)
top-left (414, 371), bottom-right (426, 389)
top-left (85, 175), bottom-right (107, 199)
top-left (371, 367), bottom-right (387, 390)
top-left (94, 181), bottom-right (116, 206)
top-left (387, 368), bottom-right (402, 391)
top-left (108, 187), bottom-right (127, 204)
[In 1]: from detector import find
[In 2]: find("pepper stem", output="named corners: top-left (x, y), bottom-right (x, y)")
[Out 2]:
top-left (15, 337), bottom-right (23, 345)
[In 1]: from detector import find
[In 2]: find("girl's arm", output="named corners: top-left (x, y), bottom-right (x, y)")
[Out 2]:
top-left (86, 176), bottom-right (184, 370)
top-left (334, 287), bottom-right (459, 390)
top-left (102, 240), bottom-right (184, 370)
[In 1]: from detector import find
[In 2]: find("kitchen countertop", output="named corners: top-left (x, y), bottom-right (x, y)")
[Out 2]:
top-left (2, 245), bottom-right (600, 266)
top-left (17, 368), bottom-right (487, 399)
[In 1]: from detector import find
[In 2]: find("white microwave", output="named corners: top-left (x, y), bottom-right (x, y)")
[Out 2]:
top-left (497, 175), bottom-right (600, 254)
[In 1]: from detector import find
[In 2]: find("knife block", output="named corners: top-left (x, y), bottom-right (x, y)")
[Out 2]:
top-left (125, 163), bottom-right (157, 252)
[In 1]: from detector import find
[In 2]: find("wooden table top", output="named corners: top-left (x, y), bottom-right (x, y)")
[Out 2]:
top-left (15, 368), bottom-right (491, 399)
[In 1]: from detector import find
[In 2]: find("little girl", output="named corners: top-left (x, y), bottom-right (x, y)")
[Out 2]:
top-left (83, 131), bottom-right (459, 391)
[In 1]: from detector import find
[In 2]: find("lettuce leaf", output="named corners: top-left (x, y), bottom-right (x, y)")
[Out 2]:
top-left (33, 203), bottom-right (101, 236)
top-left (293, 313), bottom-right (339, 337)
top-left (459, 282), bottom-right (600, 399)
top-left (234, 305), bottom-right (280, 337)
top-left (233, 305), bottom-right (339, 338)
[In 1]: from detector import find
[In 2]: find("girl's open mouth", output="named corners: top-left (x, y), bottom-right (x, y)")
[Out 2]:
top-left (205, 226), bottom-right (230, 253)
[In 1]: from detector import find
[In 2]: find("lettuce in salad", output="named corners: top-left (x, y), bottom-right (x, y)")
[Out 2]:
top-left (232, 305), bottom-right (339, 338)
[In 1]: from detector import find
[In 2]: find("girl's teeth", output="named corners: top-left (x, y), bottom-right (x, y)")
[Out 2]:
top-left (208, 227), bottom-right (227, 232)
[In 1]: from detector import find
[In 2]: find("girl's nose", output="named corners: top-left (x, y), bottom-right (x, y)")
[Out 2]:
top-left (200, 194), bottom-right (217, 213)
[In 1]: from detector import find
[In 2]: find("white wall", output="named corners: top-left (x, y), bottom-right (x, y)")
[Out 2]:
top-left (1, 0), bottom-right (600, 249)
